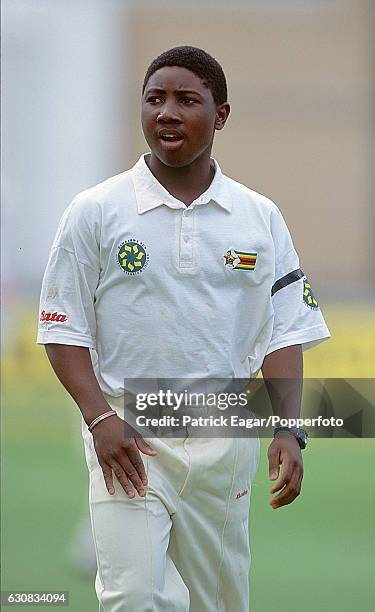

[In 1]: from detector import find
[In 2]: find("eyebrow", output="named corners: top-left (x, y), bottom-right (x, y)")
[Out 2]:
top-left (145, 87), bottom-right (203, 98)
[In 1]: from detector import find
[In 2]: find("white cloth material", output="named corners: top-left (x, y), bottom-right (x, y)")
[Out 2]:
top-left (82, 396), bottom-right (260, 612)
top-left (37, 155), bottom-right (330, 611)
top-left (37, 154), bottom-right (330, 396)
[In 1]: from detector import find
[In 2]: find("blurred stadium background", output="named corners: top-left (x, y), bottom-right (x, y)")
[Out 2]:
top-left (1, 1), bottom-right (374, 610)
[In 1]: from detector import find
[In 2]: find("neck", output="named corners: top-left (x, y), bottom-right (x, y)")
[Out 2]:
top-left (145, 152), bottom-right (215, 206)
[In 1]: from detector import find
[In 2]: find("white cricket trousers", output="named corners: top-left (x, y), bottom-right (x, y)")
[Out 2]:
top-left (82, 395), bottom-right (260, 612)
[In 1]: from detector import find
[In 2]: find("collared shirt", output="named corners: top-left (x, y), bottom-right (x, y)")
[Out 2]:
top-left (37, 153), bottom-right (330, 396)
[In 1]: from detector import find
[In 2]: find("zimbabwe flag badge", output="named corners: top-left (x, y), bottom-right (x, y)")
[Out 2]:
top-left (223, 248), bottom-right (257, 271)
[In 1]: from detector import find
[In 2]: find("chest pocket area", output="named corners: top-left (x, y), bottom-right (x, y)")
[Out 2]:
top-left (222, 246), bottom-right (271, 292)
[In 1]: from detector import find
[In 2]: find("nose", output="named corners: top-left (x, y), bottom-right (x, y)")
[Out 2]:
top-left (157, 101), bottom-right (181, 123)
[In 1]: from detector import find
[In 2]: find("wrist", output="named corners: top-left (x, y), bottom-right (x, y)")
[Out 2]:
top-left (274, 426), bottom-right (308, 449)
top-left (274, 430), bottom-right (296, 439)
top-left (88, 410), bottom-right (117, 432)
top-left (78, 398), bottom-right (113, 427)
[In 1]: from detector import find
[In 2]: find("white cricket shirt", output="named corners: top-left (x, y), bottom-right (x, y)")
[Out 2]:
top-left (37, 154), bottom-right (330, 396)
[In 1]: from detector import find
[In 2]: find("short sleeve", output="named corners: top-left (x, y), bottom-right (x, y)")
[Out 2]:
top-left (36, 194), bottom-right (101, 348)
top-left (265, 206), bottom-right (330, 355)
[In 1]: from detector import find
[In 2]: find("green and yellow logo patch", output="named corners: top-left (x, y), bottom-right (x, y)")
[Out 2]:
top-left (224, 248), bottom-right (257, 271)
top-left (117, 239), bottom-right (149, 275)
top-left (303, 277), bottom-right (319, 310)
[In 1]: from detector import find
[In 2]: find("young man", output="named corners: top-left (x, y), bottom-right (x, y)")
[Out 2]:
top-left (37, 46), bottom-right (330, 611)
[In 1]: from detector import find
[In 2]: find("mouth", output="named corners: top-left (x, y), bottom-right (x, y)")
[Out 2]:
top-left (157, 129), bottom-right (185, 150)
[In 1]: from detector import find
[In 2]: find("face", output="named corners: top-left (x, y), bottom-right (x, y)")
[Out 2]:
top-left (141, 66), bottom-right (229, 168)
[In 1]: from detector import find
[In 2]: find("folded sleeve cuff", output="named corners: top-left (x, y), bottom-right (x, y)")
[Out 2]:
top-left (265, 324), bottom-right (331, 356)
top-left (36, 330), bottom-right (96, 349)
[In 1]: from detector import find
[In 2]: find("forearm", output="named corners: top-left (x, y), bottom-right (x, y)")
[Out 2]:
top-left (261, 344), bottom-right (303, 420)
top-left (44, 344), bottom-right (111, 425)
top-left (44, 343), bottom-right (156, 498)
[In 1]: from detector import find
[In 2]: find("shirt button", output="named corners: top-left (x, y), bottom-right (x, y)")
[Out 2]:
top-left (183, 235), bottom-right (189, 243)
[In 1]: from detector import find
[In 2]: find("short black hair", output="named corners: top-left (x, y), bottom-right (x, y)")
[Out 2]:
top-left (142, 46), bottom-right (227, 106)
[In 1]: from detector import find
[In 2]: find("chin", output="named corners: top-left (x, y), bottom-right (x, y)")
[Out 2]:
top-left (161, 157), bottom-right (192, 168)
top-left (152, 147), bottom-right (208, 169)
top-left (153, 150), bottom-right (192, 168)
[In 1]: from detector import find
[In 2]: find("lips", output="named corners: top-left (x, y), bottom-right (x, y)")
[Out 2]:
top-left (156, 128), bottom-right (185, 152)
top-left (157, 128), bottom-right (185, 142)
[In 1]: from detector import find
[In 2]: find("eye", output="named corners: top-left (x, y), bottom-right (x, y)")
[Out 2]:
top-left (180, 97), bottom-right (196, 105)
top-left (146, 96), bottom-right (162, 104)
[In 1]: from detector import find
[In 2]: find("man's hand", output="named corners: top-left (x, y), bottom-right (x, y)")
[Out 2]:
top-left (43, 344), bottom-right (158, 499)
top-left (92, 415), bottom-right (157, 499)
top-left (268, 432), bottom-right (303, 509)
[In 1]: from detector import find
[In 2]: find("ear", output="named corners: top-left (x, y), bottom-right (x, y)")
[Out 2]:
top-left (215, 103), bottom-right (230, 131)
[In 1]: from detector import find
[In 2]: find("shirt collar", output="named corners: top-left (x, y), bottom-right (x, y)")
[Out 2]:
top-left (132, 153), bottom-right (232, 214)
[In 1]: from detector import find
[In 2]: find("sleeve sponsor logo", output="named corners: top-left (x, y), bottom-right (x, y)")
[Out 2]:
top-left (40, 310), bottom-right (68, 323)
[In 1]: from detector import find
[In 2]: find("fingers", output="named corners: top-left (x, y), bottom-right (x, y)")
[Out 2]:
top-left (119, 452), bottom-right (147, 495)
top-left (98, 440), bottom-right (149, 498)
top-left (126, 445), bottom-right (148, 487)
top-left (270, 473), bottom-right (302, 509)
top-left (268, 444), bottom-right (280, 481)
top-left (100, 457), bottom-right (146, 499)
top-left (93, 421), bottom-right (155, 498)
top-left (124, 424), bottom-right (157, 458)
top-left (135, 436), bottom-right (158, 457)
top-left (101, 464), bottom-right (115, 496)
top-left (110, 459), bottom-right (137, 499)
top-left (270, 458), bottom-right (293, 493)
top-left (269, 464), bottom-right (303, 509)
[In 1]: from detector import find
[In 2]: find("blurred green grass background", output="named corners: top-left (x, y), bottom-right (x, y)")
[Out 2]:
top-left (1, 305), bottom-right (375, 611)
